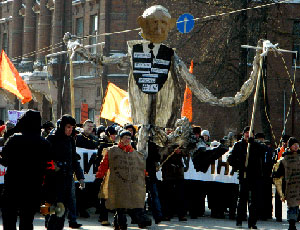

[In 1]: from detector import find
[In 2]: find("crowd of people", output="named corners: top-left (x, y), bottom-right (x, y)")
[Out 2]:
top-left (0, 110), bottom-right (299, 230)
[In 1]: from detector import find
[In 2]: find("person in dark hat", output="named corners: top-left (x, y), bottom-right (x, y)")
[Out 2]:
top-left (42, 121), bottom-right (55, 138)
top-left (254, 133), bottom-right (273, 220)
top-left (0, 110), bottom-right (51, 230)
top-left (228, 126), bottom-right (266, 229)
top-left (273, 137), bottom-right (300, 230)
top-left (124, 123), bottom-right (137, 149)
top-left (96, 125), bottom-right (106, 138)
top-left (273, 134), bottom-right (291, 222)
top-left (76, 119), bottom-right (99, 150)
top-left (96, 130), bottom-right (151, 230)
top-left (94, 125), bottom-right (117, 226)
top-left (75, 119), bottom-right (99, 218)
top-left (46, 114), bottom-right (85, 230)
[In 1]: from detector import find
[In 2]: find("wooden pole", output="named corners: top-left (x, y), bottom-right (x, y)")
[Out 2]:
top-left (244, 57), bottom-right (263, 179)
top-left (242, 40), bottom-right (297, 179)
top-left (69, 53), bottom-right (75, 118)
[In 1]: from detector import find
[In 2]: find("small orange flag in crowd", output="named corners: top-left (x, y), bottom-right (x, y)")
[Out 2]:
top-left (100, 82), bottom-right (132, 125)
top-left (181, 60), bottom-right (193, 122)
top-left (0, 50), bottom-right (32, 104)
top-left (81, 103), bottom-right (88, 124)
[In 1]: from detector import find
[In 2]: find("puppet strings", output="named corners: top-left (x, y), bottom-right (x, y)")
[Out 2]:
top-left (260, 50), bottom-right (298, 148)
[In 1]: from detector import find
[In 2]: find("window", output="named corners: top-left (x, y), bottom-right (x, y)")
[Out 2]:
top-left (88, 109), bottom-right (95, 122)
top-left (76, 18), bottom-right (84, 37)
top-left (96, 86), bottom-right (101, 97)
top-left (2, 33), bottom-right (8, 53)
top-left (247, 48), bottom-right (255, 66)
top-left (0, 108), bottom-right (7, 122)
top-left (75, 18), bottom-right (84, 61)
top-left (293, 21), bottom-right (300, 66)
top-left (75, 108), bottom-right (81, 124)
top-left (293, 21), bottom-right (300, 36)
top-left (292, 44), bottom-right (300, 66)
top-left (90, 15), bottom-right (98, 54)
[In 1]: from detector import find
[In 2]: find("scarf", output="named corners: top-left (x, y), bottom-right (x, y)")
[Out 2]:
top-left (118, 142), bottom-right (134, 153)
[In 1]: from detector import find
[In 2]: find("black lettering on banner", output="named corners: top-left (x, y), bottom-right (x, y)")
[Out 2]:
top-left (211, 163), bottom-right (215, 174)
top-left (217, 157), bottom-right (230, 175)
top-left (83, 152), bottom-right (97, 174)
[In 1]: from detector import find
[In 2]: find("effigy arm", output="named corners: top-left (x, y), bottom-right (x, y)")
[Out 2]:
top-left (173, 40), bottom-right (263, 107)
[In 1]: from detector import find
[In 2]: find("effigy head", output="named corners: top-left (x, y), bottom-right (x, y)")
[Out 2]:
top-left (137, 5), bottom-right (176, 44)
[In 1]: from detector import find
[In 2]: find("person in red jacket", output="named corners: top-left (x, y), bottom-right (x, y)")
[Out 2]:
top-left (96, 130), bottom-right (151, 230)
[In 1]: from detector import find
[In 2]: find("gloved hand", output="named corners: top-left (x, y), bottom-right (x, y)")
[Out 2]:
top-left (55, 202), bottom-right (65, 217)
top-left (79, 179), bottom-right (85, 190)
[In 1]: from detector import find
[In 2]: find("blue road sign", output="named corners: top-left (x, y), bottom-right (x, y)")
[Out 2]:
top-left (177, 13), bottom-right (195, 34)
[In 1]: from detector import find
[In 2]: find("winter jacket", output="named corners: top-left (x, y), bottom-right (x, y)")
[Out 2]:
top-left (227, 138), bottom-right (265, 180)
top-left (46, 131), bottom-right (84, 203)
top-left (76, 132), bottom-right (99, 149)
top-left (0, 110), bottom-right (51, 208)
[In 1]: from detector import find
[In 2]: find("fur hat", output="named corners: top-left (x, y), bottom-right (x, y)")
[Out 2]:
top-left (288, 137), bottom-right (299, 148)
top-left (243, 126), bottom-right (250, 134)
top-left (16, 110), bottom-right (41, 134)
top-left (124, 123), bottom-right (136, 135)
top-left (105, 126), bottom-right (117, 136)
top-left (201, 130), bottom-right (210, 137)
top-left (120, 130), bottom-right (132, 138)
top-left (193, 126), bottom-right (201, 135)
top-left (282, 135), bottom-right (291, 143)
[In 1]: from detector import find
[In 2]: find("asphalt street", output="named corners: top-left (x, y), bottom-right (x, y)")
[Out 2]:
top-left (0, 203), bottom-right (294, 230)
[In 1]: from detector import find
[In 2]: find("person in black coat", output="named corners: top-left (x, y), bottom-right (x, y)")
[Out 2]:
top-left (46, 115), bottom-right (85, 230)
top-left (227, 126), bottom-right (266, 229)
top-left (95, 125), bottom-right (117, 225)
top-left (0, 110), bottom-right (51, 230)
top-left (146, 140), bottom-right (163, 224)
top-left (75, 119), bottom-right (99, 219)
top-left (76, 119), bottom-right (99, 150)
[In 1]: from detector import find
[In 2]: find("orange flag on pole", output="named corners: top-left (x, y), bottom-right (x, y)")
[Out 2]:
top-left (100, 82), bottom-right (132, 125)
top-left (0, 50), bottom-right (32, 104)
top-left (181, 60), bottom-right (193, 122)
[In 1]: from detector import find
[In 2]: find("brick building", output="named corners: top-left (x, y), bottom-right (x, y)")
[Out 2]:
top-left (0, 0), bottom-right (299, 143)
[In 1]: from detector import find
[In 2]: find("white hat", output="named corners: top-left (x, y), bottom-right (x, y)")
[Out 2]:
top-left (201, 130), bottom-right (210, 137)
top-left (210, 140), bottom-right (220, 148)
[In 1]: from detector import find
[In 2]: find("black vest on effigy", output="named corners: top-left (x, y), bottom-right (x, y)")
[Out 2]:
top-left (132, 43), bottom-right (174, 94)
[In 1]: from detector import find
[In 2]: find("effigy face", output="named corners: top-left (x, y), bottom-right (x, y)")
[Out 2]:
top-left (137, 5), bottom-right (176, 44)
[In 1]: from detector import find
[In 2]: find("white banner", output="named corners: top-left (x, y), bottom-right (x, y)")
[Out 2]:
top-left (157, 152), bottom-right (239, 184)
top-left (0, 147), bottom-right (238, 185)
top-left (76, 147), bottom-right (98, 183)
top-left (8, 110), bottom-right (25, 125)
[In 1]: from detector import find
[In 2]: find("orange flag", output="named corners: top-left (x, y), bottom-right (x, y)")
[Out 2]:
top-left (0, 50), bottom-right (32, 104)
top-left (181, 60), bottom-right (193, 122)
top-left (100, 82), bottom-right (132, 125)
top-left (81, 103), bottom-right (88, 124)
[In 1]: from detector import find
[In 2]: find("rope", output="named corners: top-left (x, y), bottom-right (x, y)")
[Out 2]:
top-left (260, 49), bottom-right (298, 148)
top-left (262, 66), bottom-right (278, 147)
top-left (9, 0), bottom-right (291, 62)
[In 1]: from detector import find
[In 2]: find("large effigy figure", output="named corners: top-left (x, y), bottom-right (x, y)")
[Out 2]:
top-left (65, 5), bottom-right (262, 155)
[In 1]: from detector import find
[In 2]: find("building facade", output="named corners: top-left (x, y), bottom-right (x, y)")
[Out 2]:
top-left (0, 0), bottom-right (299, 142)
